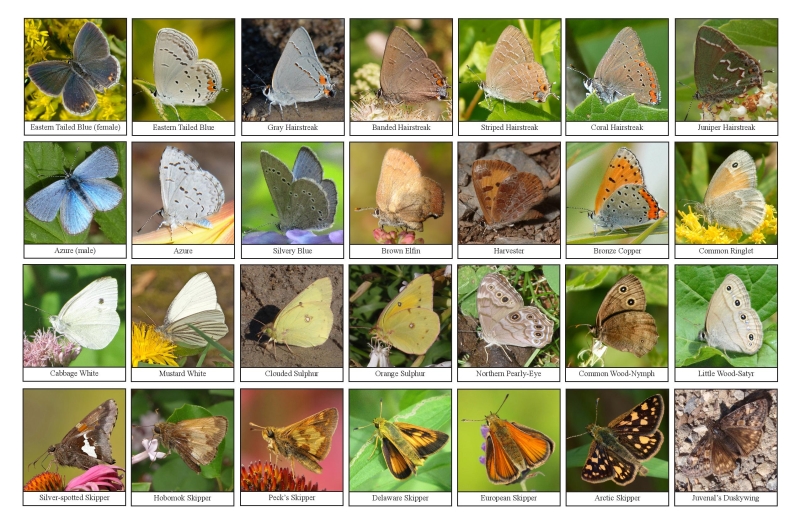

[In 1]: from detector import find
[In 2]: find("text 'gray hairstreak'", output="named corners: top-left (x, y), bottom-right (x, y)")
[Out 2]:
top-left (137, 146), bottom-right (225, 241)
top-left (259, 27), bottom-right (335, 119)
top-left (569, 147), bottom-right (667, 236)
top-left (261, 146), bottom-right (338, 232)
top-left (152, 28), bottom-right (222, 118)
top-left (568, 26), bottom-right (660, 106)
top-left (688, 26), bottom-right (771, 120)
top-left (378, 27), bottom-right (450, 105)
top-left (27, 21), bottom-right (121, 117)
top-left (479, 25), bottom-right (557, 111)
top-left (698, 274), bottom-right (763, 355)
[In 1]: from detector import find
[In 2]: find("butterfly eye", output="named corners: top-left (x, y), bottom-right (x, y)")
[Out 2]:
top-left (732, 162), bottom-right (739, 168)
top-left (408, 322), bottom-right (415, 329)
top-left (734, 299), bottom-right (741, 307)
top-left (267, 430), bottom-right (275, 438)
top-left (726, 285), bottom-right (732, 292)
top-left (509, 313), bottom-right (520, 322)
top-left (619, 286), bottom-right (628, 293)
top-left (740, 314), bottom-right (748, 321)
top-left (748, 333), bottom-right (755, 341)
top-left (627, 298), bottom-right (635, 306)
top-left (154, 426), bottom-right (161, 433)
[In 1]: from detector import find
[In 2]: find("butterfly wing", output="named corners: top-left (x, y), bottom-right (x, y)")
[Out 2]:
top-left (159, 146), bottom-right (225, 228)
top-left (260, 150), bottom-right (294, 226)
top-left (53, 399), bottom-right (118, 469)
top-left (373, 274), bottom-right (440, 354)
top-left (159, 273), bottom-right (229, 347)
top-left (71, 147), bottom-right (123, 212)
top-left (71, 22), bottom-right (120, 91)
top-left (700, 274), bottom-right (762, 354)
top-left (27, 61), bottom-right (72, 97)
top-left (162, 416), bottom-right (228, 473)
top-left (52, 277), bottom-right (120, 350)
top-left (484, 429), bottom-right (519, 484)
top-left (379, 27), bottom-right (447, 104)
top-left (270, 277), bottom-right (333, 347)
top-left (702, 150), bottom-right (765, 233)
top-left (593, 148), bottom-right (644, 215)
top-left (271, 28), bottom-right (333, 102)
top-left (26, 177), bottom-right (69, 224)
top-left (593, 27), bottom-right (659, 104)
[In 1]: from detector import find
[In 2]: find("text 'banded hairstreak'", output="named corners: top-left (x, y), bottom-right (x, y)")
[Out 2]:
top-left (378, 27), bottom-right (450, 105)
top-left (478, 25), bottom-right (558, 111)
top-left (567, 25), bottom-right (662, 108)
top-left (683, 22), bottom-right (776, 121)
top-left (26, 20), bottom-right (123, 119)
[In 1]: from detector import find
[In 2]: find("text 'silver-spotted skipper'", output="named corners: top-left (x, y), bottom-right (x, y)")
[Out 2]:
top-left (250, 408), bottom-right (339, 476)
top-left (571, 394), bottom-right (664, 486)
top-left (31, 399), bottom-right (118, 470)
top-left (682, 393), bottom-right (770, 478)
top-left (154, 416), bottom-right (228, 473)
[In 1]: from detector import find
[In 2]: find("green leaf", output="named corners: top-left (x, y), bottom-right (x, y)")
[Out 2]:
top-left (567, 93), bottom-right (667, 122)
top-left (675, 265), bottom-right (777, 367)
top-left (134, 79), bottom-right (226, 122)
top-left (350, 393), bottom-right (451, 491)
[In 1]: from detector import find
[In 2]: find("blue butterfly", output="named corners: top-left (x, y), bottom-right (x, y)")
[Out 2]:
top-left (26, 21), bottom-right (121, 116)
top-left (26, 146), bottom-right (123, 235)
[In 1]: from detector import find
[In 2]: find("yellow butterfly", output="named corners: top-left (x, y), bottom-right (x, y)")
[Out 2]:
top-left (260, 277), bottom-right (333, 356)
top-left (370, 274), bottom-right (440, 355)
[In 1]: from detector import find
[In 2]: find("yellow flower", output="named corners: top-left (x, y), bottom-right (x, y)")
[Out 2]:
top-left (132, 323), bottom-right (178, 367)
top-left (676, 206), bottom-right (777, 244)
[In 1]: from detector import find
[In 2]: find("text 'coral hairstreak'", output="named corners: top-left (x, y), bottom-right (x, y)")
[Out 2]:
top-left (27, 21), bottom-right (121, 117)
top-left (568, 26), bottom-right (661, 106)
top-left (26, 145), bottom-right (123, 236)
top-left (378, 27), bottom-right (450, 105)
top-left (687, 25), bottom-right (773, 120)
top-left (152, 28), bottom-right (222, 118)
top-left (569, 146), bottom-right (667, 236)
top-left (478, 25), bottom-right (557, 111)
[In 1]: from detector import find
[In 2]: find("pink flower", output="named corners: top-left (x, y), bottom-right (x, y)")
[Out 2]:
top-left (65, 465), bottom-right (124, 492)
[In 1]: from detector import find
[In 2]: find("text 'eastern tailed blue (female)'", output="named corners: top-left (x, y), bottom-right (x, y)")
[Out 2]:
top-left (26, 145), bottom-right (123, 236)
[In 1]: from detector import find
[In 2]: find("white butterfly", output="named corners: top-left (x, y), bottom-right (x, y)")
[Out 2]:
top-left (157, 273), bottom-right (228, 348)
top-left (51, 277), bottom-right (120, 350)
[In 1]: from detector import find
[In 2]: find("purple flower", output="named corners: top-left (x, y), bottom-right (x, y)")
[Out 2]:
top-left (65, 465), bottom-right (124, 492)
top-left (243, 229), bottom-right (343, 245)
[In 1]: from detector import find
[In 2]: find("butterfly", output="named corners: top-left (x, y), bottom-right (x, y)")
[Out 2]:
top-left (27, 21), bottom-right (121, 117)
top-left (137, 146), bottom-right (225, 241)
top-left (477, 273), bottom-right (555, 361)
top-left (570, 147), bottom-right (667, 236)
top-left (462, 394), bottom-right (553, 485)
top-left (154, 415), bottom-right (228, 473)
top-left (157, 272), bottom-right (228, 348)
top-left (681, 392), bottom-right (770, 478)
top-left (261, 147), bottom-right (337, 232)
top-left (250, 408), bottom-right (338, 476)
top-left (49, 276), bottom-right (120, 350)
top-left (471, 159), bottom-right (547, 229)
top-left (26, 145), bottom-right (123, 236)
top-left (572, 394), bottom-right (664, 486)
top-left (31, 399), bottom-right (118, 470)
top-left (258, 277), bottom-right (334, 356)
top-left (370, 274), bottom-right (440, 355)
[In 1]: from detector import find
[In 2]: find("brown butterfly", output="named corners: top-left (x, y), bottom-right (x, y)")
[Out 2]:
top-left (472, 159), bottom-right (546, 229)
top-left (585, 274), bottom-right (658, 357)
top-left (154, 416), bottom-right (228, 473)
top-left (31, 399), bottom-right (118, 471)
top-left (682, 394), bottom-right (770, 477)
top-left (572, 394), bottom-right (664, 486)
top-left (250, 408), bottom-right (338, 476)
top-left (356, 148), bottom-right (445, 231)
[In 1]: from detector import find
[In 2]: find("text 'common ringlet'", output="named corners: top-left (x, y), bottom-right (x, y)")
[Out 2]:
top-left (693, 150), bottom-right (766, 234)
top-left (581, 274), bottom-right (658, 357)
top-left (698, 274), bottom-right (762, 355)
top-left (357, 148), bottom-right (445, 232)
top-left (472, 159), bottom-right (547, 228)
top-left (259, 277), bottom-right (334, 356)
top-left (477, 273), bottom-right (554, 360)
top-left (370, 274), bottom-right (440, 356)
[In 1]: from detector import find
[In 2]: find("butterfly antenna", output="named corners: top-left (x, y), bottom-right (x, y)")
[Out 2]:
top-left (245, 65), bottom-right (269, 96)
top-left (566, 398), bottom-right (601, 440)
top-left (567, 64), bottom-right (591, 81)
top-left (27, 448), bottom-right (51, 470)
top-left (137, 209), bottom-right (164, 233)
top-left (249, 422), bottom-right (268, 432)
top-left (496, 393), bottom-right (510, 414)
